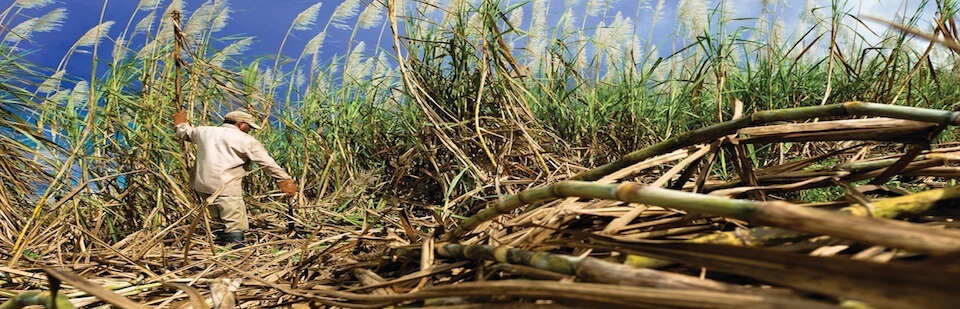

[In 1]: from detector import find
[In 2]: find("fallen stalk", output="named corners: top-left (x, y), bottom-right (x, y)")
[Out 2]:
top-left (625, 183), bottom-right (960, 267)
top-left (318, 280), bottom-right (837, 308)
top-left (449, 181), bottom-right (960, 256)
top-left (435, 243), bottom-right (788, 295)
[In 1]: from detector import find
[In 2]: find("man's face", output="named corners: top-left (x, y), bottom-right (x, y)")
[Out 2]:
top-left (237, 122), bottom-right (252, 133)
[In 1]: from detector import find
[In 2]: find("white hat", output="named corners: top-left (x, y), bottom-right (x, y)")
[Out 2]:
top-left (224, 110), bottom-right (262, 130)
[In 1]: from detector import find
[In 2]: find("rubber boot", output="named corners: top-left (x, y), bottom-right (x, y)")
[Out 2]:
top-left (217, 231), bottom-right (244, 246)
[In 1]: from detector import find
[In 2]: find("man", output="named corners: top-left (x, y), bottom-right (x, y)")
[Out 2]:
top-left (174, 109), bottom-right (297, 245)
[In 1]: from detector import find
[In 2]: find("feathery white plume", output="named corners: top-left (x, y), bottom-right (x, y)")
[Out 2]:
top-left (645, 43), bottom-right (659, 63)
top-left (257, 68), bottom-right (276, 92)
top-left (586, 0), bottom-right (614, 17)
top-left (508, 4), bottom-right (523, 27)
top-left (612, 11), bottom-right (632, 44)
top-left (357, 2), bottom-right (384, 30)
top-left (76, 21), bottom-right (115, 47)
top-left (136, 40), bottom-right (159, 59)
top-left (328, 59), bottom-right (339, 74)
top-left (526, 0), bottom-right (549, 69)
top-left (293, 68), bottom-right (306, 89)
top-left (135, 12), bottom-right (156, 34)
top-left (302, 32), bottom-right (326, 56)
top-left (331, 0), bottom-right (361, 30)
top-left (221, 37), bottom-right (253, 57)
top-left (651, 0), bottom-right (665, 26)
top-left (585, 0), bottom-right (601, 16)
top-left (211, 37), bottom-right (252, 67)
top-left (345, 41), bottom-right (368, 81)
top-left (770, 16), bottom-right (785, 46)
top-left (561, 9), bottom-right (576, 36)
top-left (800, 0), bottom-right (828, 30)
top-left (630, 33), bottom-right (643, 63)
top-left (529, 0), bottom-right (547, 35)
top-left (721, 0), bottom-right (734, 22)
top-left (156, 0), bottom-right (186, 42)
top-left (182, 0), bottom-right (228, 37)
top-left (799, 0), bottom-right (826, 37)
top-left (799, 0), bottom-right (817, 22)
top-left (164, 0), bottom-right (185, 18)
top-left (594, 20), bottom-right (611, 55)
top-left (38, 70), bottom-right (66, 94)
top-left (184, 1), bottom-right (214, 38)
top-left (162, 0), bottom-right (186, 28)
top-left (4, 18), bottom-right (38, 43)
top-left (156, 0), bottom-right (187, 38)
top-left (209, 1), bottom-right (230, 32)
top-left (135, 40), bottom-right (153, 59)
top-left (595, 11), bottom-right (632, 62)
top-left (113, 37), bottom-right (128, 61)
top-left (35, 8), bottom-right (67, 33)
top-left (371, 52), bottom-right (392, 81)
top-left (70, 81), bottom-right (89, 106)
top-left (313, 70), bottom-right (332, 94)
top-left (16, 0), bottom-right (55, 9)
top-left (136, 0), bottom-right (162, 11)
top-left (528, 0), bottom-right (548, 41)
top-left (752, 12), bottom-right (767, 41)
top-left (675, 0), bottom-right (707, 36)
top-left (637, 0), bottom-right (651, 10)
top-left (293, 2), bottom-right (323, 31)
top-left (5, 8), bottom-right (68, 43)
top-left (48, 89), bottom-right (71, 105)
top-left (574, 36), bottom-right (587, 70)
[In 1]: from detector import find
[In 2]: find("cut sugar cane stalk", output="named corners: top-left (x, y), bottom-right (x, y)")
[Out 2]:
top-left (450, 181), bottom-right (960, 255)
top-left (625, 182), bottom-right (960, 268)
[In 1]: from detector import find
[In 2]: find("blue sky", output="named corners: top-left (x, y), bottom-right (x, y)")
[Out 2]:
top-left (10, 0), bottom-right (941, 81)
top-left (21, 0), bottom-right (352, 75)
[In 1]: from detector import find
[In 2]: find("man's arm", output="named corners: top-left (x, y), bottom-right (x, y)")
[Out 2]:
top-left (247, 140), bottom-right (293, 181)
top-left (246, 140), bottom-right (297, 195)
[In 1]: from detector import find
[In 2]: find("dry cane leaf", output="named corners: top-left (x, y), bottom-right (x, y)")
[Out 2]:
top-left (163, 282), bottom-right (209, 309)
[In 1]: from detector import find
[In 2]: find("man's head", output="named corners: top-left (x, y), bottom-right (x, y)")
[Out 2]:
top-left (224, 110), bottom-right (261, 132)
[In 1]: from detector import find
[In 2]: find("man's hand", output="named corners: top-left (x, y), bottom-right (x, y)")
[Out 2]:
top-left (173, 110), bottom-right (187, 126)
top-left (279, 179), bottom-right (297, 196)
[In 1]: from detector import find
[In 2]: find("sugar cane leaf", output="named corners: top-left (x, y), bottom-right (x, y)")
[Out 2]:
top-left (43, 268), bottom-right (147, 309)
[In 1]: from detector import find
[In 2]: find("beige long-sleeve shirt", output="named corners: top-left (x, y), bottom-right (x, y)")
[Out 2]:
top-left (175, 123), bottom-right (291, 196)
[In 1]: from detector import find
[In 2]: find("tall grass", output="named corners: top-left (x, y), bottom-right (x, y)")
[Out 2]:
top-left (1, 0), bottom-right (959, 251)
